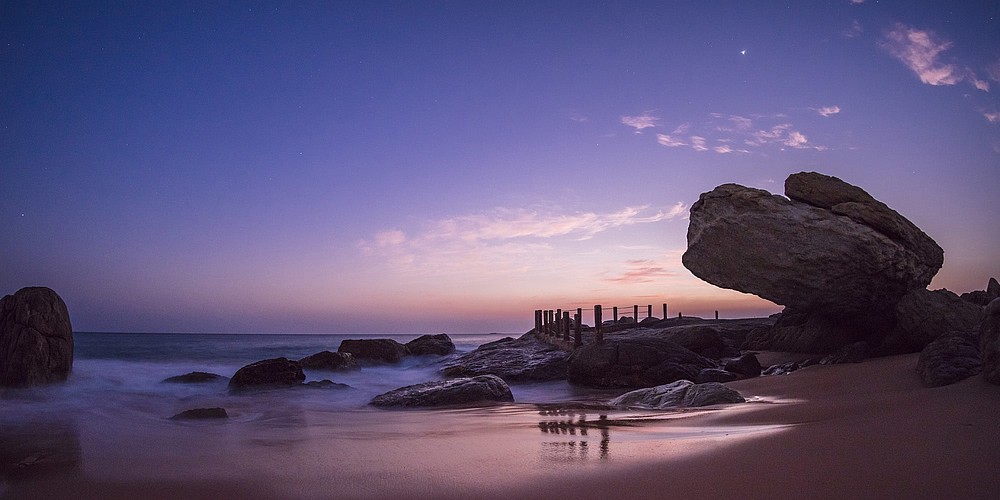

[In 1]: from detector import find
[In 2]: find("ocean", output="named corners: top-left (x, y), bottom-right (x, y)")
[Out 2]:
top-left (1, 332), bottom-right (771, 498)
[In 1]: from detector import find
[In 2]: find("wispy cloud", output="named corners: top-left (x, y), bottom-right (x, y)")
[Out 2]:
top-left (842, 19), bottom-right (863, 39)
top-left (849, 0), bottom-right (865, 4)
top-left (603, 259), bottom-right (677, 284)
top-left (815, 105), bottom-right (841, 117)
top-left (621, 112), bottom-right (659, 133)
top-left (656, 133), bottom-right (686, 147)
top-left (689, 136), bottom-right (708, 152)
top-left (880, 23), bottom-right (986, 92)
top-left (983, 111), bottom-right (1000, 123)
top-left (360, 203), bottom-right (689, 276)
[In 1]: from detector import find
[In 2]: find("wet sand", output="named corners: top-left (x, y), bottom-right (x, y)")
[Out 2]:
top-left (4, 353), bottom-right (1000, 499)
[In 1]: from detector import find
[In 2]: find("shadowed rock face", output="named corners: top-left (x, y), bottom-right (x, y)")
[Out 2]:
top-left (405, 334), bottom-right (456, 356)
top-left (609, 380), bottom-right (744, 409)
top-left (298, 350), bottom-right (359, 371)
top-left (370, 375), bottom-right (514, 407)
top-left (917, 335), bottom-right (981, 388)
top-left (683, 173), bottom-right (942, 318)
top-left (567, 337), bottom-right (716, 388)
top-left (0, 287), bottom-right (73, 387)
top-left (442, 334), bottom-right (568, 382)
top-left (981, 299), bottom-right (1000, 385)
top-left (228, 358), bottom-right (305, 391)
top-left (338, 339), bottom-right (409, 364)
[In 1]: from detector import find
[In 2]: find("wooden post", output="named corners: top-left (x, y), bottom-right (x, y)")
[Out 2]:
top-left (595, 305), bottom-right (603, 343)
top-left (677, 311), bottom-right (681, 318)
top-left (613, 306), bottom-right (618, 324)
top-left (546, 310), bottom-right (553, 336)
top-left (534, 310), bottom-right (542, 335)
top-left (715, 310), bottom-right (719, 320)
top-left (633, 305), bottom-right (638, 327)
top-left (556, 308), bottom-right (562, 337)
top-left (574, 308), bottom-right (582, 347)
top-left (663, 303), bottom-right (668, 319)
top-left (563, 311), bottom-right (570, 341)
top-left (647, 304), bottom-right (652, 321)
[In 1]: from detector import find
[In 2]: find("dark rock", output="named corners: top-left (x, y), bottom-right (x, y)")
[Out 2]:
top-left (405, 334), bottom-right (456, 356)
top-left (298, 350), bottom-right (359, 371)
top-left (683, 173), bottom-right (943, 352)
top-left (724, 353), bottom-right (762, 378)
top-left (609, 380), bottom-right (744, 409)
top-left (980, 299), bottom-right (1000, 385)
top-left (442, 334), bottom-right (568, 382)
top-left (917, 335), bottom-right (981, 387)
top-left (0, 287), bottom-right (74, 388)
top-left (744, 308), bottom-right (872, 353)
top-left (960, 277), bottom-right (1000, 306)
top-left (170, 407), bottom-right (229, 420)
top-left (567, 337), bottom-right (716, 388)
top-left (303, 379), bottom-right (351, 389)
top-left (370, 375), bottom-right (514, 407)
top-left (819, 341), bottom-right (871, 365)
top-left (338, 339), bottom-right (409, 363)
top-left (896, 288), bottom-right (984, 349)
top-left (697, 368), bottom-right (740, 383)
top-left (228, 357), bottom-right (305, 391)
top-left (162, 371), bottom-right (228, 384)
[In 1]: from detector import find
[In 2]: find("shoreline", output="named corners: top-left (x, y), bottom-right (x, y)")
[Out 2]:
top-left (5, 352), bottom-right (1000, 499)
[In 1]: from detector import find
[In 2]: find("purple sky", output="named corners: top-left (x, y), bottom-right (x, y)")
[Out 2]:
top-left (2, 1), bottom-right (998, 333)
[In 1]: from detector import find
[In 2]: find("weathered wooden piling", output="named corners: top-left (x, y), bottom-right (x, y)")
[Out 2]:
top-left (594, 305), bottom-right (603, 343)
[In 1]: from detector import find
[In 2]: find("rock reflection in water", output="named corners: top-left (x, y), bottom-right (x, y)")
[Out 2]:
top-left (537, 407), bottom-right (616, 460)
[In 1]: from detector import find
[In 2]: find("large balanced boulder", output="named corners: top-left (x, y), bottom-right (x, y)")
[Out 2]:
top-left (338, 339), bottom-right (409, 364)
top-left (405, 334), bottom-right (455, 356)
top-left (609, 380), bottom-right (744, 409)
top-left (0, 287), bottom-right (73, 387)
top-left (370, 375), bottom-right (514, 407)
top-left (981, 299), bottom-right (1000, 385)
top-left (683, 172), bottom-right (943, 352)
top-left (442, 333), bottom-right (568, 382)
top-left (228, 357), bottom-right (305, 391)
top-left (567, 337), bottom-right (716, 388)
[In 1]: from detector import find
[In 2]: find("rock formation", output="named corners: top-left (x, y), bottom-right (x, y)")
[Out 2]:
top-left (298, 350), bottom-right (359, 371)
top-left (960, 277), bottom-right (1000, 306)
top-left (228, 357), bottom-right (306, 391)
top-left (684, 172), bottom-right (944, 353)
top-left (980, 299), bottom-right (1000, 385)
top-left (162, 371), bottom-right (228, 383)
top-left (338, 339), bottom-right (409, 363)
top-left (609, 380), bottom-right (745, 409)
top-left (443, 333), bottom-right (568, 382)
top-left (170, 407), bottom-right (229, 420)
top-left (567, 337), bottom-right (716, 388)
top-left (369, 375), bottom-right (514, 407)
top-left (916, 335), bottom-right (981, 387)
top-left (405, 334), bottom-right (456, 356)
top-left (894, 288), bottom-right (984, 349)
top-left (0, 287), bottom-right (74, 387)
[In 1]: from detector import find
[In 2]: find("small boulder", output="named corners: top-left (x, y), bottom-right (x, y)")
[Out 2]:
top-left (338, 339), bottom-right (409, 363)
top-left (980, 299), bottom-right (1000, 385)
top-left (697, 368), bottom-right (740, 383)
top-left (303, 379), bottom-right (351, 389)
top-left (228, 357), bottom-right (305, 391)
top-left (762, 362), bottom-right (800, 376)
top-left (162, 371), bottom-right (228, 384)
top-left (896, 288), bottom-right (984, 349)
top-left (917, 335), bottom-right (981, 388)
top-left (370, 375), bottom-right (514, 407)
top-left (298, 351), bottom-right (359, 371)
top-left (405, 334), bottom-right (456, 356)
top-left (170, 407), bottom-right (229, 420)
top-left (0, 287), bottom-right (74, 387)
top-left (724, 353), bottom-right (762, 378)
top-left (609, 380), bottom-right (745, 409)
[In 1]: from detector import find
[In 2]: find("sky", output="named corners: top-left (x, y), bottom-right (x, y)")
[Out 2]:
top-left (2, 1), bottom-right (998, 334)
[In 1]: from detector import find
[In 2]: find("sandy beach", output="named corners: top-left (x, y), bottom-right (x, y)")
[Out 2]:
top-left (4, 352), bottom-right (999, 500)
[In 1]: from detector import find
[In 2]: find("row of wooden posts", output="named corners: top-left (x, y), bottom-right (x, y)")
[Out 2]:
top-left (533, 304), bottom-right (721, 347)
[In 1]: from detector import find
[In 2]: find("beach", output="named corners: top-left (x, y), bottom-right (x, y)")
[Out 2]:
top-left (4, 347), bottom-right (999, 499)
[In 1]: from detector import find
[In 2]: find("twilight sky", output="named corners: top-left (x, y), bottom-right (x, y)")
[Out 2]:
top-left (2, 1), bottom-right (998, 334)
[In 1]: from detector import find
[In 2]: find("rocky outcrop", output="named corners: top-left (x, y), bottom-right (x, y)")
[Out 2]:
top-left (162, 371), bottom-right (228, 383)
top-left (298, 351), bottom-right (359, 371)
top-left (567, 337), bottom-right (716, 388)
top-left (684, 172), bottom-right (943, 353)
top-left (916, 335), bottom-right (981, 387)
top-left (961, 278), bottom-right (1000, 306)
top-left (609, 380), bottom-right (744, 409)
top-left (442, 334), bottom-right (568, 382)
top-left (724, 353), bottom-right (761, 378)
top-left (980, 299), bottom-right (1000, 385)
top-left (170, 407), bottom-right (229, 420)
top-left (303, 379), bottom-right (351, 389)
top-left (0, 287), bottom-right (74, 387)
top-left (743, 308), bottom-right (873, 353)
top-left (370, 375), bottom-right (514, 407)
top-left (895, 288), bottom-right (984, 349)
top-left (405, 334), bottom-right (456, 356)
top-left (228, 357), bottom-right (305, 391)
top-left (338, 339), bottom-right (409, 363)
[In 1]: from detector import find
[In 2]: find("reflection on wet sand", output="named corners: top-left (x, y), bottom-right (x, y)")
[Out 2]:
top-left (538, 407), bottom-right (627, 461)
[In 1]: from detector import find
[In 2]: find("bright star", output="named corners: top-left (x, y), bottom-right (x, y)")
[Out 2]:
top-left (740, 49), bottom-right (747, 55)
